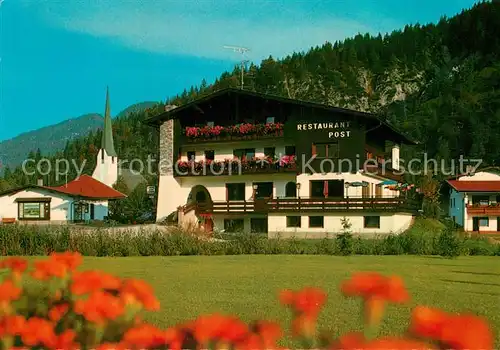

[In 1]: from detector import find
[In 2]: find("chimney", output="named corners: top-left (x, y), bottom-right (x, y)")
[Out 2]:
top-left (391, 144), bottom-right (400, 171)
top-left (37, 178), bottom-right (43, 186)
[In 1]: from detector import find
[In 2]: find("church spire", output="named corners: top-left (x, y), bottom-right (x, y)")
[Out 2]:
top-left (101, 86), bottom-right (117, 157)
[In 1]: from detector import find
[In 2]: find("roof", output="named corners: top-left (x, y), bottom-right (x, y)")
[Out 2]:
top-left (0, 175), bottom-right (126, 200)
top-left (446, 180), bottom-right (500, 192)
top-left (101, 87), bottom-right (118, 157)
top-left (144, 87), bottom-right (417, 145)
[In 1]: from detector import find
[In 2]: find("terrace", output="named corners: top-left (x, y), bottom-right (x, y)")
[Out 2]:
top-left (184, 196), bottom-right (419, 215)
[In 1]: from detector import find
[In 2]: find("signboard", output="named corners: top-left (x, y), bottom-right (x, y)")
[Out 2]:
top-left (296, 122), bottom-right (351, 139)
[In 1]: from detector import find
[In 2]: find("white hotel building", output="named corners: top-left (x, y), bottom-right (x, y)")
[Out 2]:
top-left (147, 88), bottom-right (418, 238)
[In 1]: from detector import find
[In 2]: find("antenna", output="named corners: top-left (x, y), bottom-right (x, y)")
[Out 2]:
top-left (223, 45), bottom-right (250, 89)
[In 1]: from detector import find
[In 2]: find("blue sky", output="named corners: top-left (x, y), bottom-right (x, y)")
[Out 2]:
top-left (0, 0), bottom-right (479, 141)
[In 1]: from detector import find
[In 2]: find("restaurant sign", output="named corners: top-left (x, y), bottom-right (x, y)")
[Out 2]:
top-left (296, 121), bottom-right (351, 139)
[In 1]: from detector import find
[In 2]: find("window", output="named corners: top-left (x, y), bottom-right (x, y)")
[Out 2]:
top-left (234, 148), bottom-right (255, 160)
top-left (264, 147), bottom-right (275, 158)
top-left (226, 183), bottom-right (245, 200)
top-left (472, 195), bottom-right (489, 205)
top-left (17, 200), bottom-right (50, 220)
top-left (479, 217), bottom-right (489, 227)
top-left (285, 182), bottom-right (297, 197)
top-left (313, 142), bottom-right (339, 158)
top-left (205, 150), bottom-right (215, 161)
top-left (285, 146), bottom-right (296, 156)
top-left (287, 216), bottom-right (301, 228)
top-left (224, 219), bottom-right (244, 233)
top-left (309, 216), bottom-right (324, 228)
top-left (266, 116), bottom-right (275, 124)
top-left (187, 151), bottom-right (196, 161)
top-left (251, 218), bottom-right (268, 233)
top-left (364, 216), bottom-right (380, 228)
top-left (452, 198), bottom-right (456, 208)
top-left (253, 182), bottom-right (273, 199)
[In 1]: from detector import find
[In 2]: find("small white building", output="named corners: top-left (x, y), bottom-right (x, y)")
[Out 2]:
top-left (147, 88), bottom-right (419, 238)
top-left (0, 88), bottom-right (125, 224)
top-left (447, 168), bottom-right (500, 233)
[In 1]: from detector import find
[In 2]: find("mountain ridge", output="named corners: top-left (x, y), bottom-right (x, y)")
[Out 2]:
top-left (0, 101), bottom-right (157, 172)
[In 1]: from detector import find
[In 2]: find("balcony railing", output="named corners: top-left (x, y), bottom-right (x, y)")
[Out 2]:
top-left (466, 204), bottom-right (500, 215)
top-left (175, 156), bottom-right (297, 176)
top-left (183, 123), bottom-right (284, 144)
top-left (184, 196), bottom-right (418, 215)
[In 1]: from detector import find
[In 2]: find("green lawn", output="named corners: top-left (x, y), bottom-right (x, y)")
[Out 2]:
top-left (6, 255), bottom-right (500, 345)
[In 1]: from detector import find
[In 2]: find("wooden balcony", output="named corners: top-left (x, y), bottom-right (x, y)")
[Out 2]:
top-left (466, 204), bottom-right (500, 215)
top-left (184, 196), bottom-right (418, 215)
top-left (182, 129), bottom-right (284, 144)
top-left (175, 158), bottom-right (297, 177)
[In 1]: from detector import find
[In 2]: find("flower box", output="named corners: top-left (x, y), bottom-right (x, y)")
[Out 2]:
top-left (183, 123), bottom-right (284, 142)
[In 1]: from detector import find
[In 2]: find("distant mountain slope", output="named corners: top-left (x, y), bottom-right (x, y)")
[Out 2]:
top-left (116, 102), bottom-right (158, 118)
top-left (0, 102), bottom-right (158, 173)
top-left (0, 114), bottom-right (104, 172)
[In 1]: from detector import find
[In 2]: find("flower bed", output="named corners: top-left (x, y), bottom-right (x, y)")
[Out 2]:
top-left (0, 253), bottom-right (494, 349)
top-left (175, 155), bottom-right (296, 176)
top-left (184, 123), bottom-right (284, 141)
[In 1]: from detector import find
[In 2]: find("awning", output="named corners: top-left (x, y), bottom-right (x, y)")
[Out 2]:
top-left (349, 181), bottom-right (369, 187)
top-left (379, 180), bottom-right (397, 185)
top-left (15, 197), bottom-right (52, 203)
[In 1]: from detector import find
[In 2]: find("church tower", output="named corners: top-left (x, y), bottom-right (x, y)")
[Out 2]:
top-left (92, 87), bottom-right (118, 187)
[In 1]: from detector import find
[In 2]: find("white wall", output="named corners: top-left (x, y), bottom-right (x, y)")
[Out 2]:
top-left (0, 189), bottom-right (71, 222)
top-left (296, 172), bottom-right (399, 198)
top-left (267, 212), bottom-right (413, 238)
top-left (0, 190), bottom-right (110, 223)
top-left (463, 192), bottom-right (500, 232)
top-left (458, 171), bottom-right (500, 181)
top-left (92, 149), bottom-right (118, 188)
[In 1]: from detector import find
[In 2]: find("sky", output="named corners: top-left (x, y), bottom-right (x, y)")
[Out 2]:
top-left (0, 0), bottom-right (480, 141)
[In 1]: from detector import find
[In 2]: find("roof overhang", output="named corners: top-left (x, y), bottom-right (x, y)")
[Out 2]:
top-left (15, 197), bottom-right (52, 203)
top-left (446, 179), bottom-right (500, 192)
top-left (143, 87), bottom-right (417, 145)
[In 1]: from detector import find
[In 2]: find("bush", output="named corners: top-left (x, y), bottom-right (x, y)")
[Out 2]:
top-left (0, 254), bottom-right (494, 349)
top-left (436, 223), bottom-right (462, 258)
top-left (336, 217), bottom-right (354, 256)
top-left (0, 221), bottom-right (498, 257)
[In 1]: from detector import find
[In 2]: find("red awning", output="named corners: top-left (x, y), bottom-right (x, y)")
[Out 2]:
top-left (447, 180), bottom-right (500, 192)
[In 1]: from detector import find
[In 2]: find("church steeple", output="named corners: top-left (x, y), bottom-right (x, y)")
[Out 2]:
top-left (101, 87), bottom-right (117, 157)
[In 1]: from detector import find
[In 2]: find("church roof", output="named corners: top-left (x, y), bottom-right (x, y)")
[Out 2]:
top-left (101, 87), bottom-right (118, 157)
top-left (0, 175), bottom-right (126, 200)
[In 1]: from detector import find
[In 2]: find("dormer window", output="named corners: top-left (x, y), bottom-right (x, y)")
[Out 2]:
top-left (266, 117), bottom-right (275, 124)
top-left (207, 121), bottom-right (214, 127)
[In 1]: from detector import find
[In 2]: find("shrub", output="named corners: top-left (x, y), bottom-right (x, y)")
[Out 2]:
top-left (0, 253), bottom-right (494, 349)
top-left (436, 223), bottom-right (462, 258)
top-left (336, 217), bottom-right (354, 256)
top-left (0, 222), bottom-right (498, 257)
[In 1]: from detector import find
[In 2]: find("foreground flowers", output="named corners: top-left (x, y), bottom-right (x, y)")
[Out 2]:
top-left (0, 253), bottom-right (494, 349)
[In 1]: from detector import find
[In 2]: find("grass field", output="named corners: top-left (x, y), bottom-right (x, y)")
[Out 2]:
top-left (5, 255), bottom-right (500, 345)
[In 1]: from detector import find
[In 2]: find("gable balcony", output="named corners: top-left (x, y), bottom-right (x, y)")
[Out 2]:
top-left (181, 122), bottom-right (284, 144)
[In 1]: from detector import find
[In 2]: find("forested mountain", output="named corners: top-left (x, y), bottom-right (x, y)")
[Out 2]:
top-left (0, 114), bottom-right (103, 174)
top-left (1, 0), bottom-right (500, 193)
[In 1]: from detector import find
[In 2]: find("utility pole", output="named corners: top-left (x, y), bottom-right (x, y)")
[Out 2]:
top-left (223, 45), bottom-right (250, 89)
